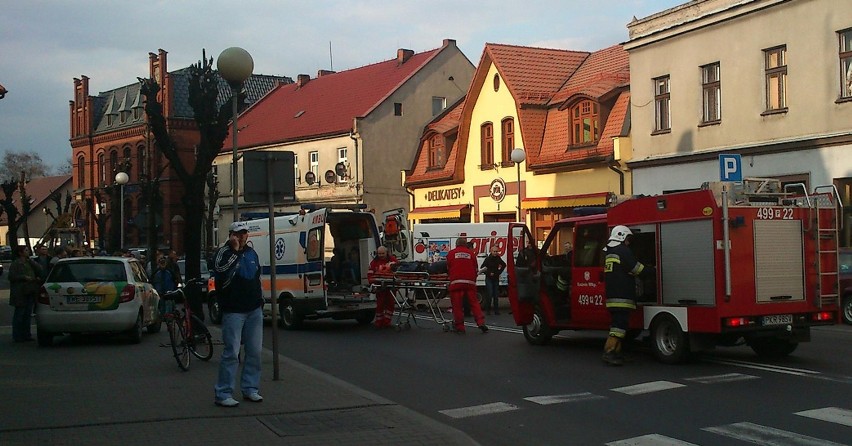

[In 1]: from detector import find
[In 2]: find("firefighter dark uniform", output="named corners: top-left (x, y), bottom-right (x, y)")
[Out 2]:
top-left (602, 225), bottom-right (651, 366)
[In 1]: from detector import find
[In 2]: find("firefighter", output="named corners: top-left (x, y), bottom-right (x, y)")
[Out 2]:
top-left (447, 237), bottom-right (488, 334)
top-left (602, 225), bottom-right (653, 366)
top-left (368, 246), bottom-right (397, 328)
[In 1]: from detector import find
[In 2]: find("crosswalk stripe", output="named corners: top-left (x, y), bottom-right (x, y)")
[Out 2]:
top-left (611, 381), bottom-right (685, 395)
top-left (606, 434), bottom-right (699, 446)
top-left (684, 373), bottom-right (759, 384)
top-left (439, 402), bottom-right (519, 419)
top-left (795, 407), bottom-right (852, 427)
top-left (524, 392), bottom-right (605, 405)
top-left (703, 421), bottom-right (847, 446)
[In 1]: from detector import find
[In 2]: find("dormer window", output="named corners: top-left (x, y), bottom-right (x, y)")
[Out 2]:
top-left (570, 100), bottom-right (599, 146)
top-left (428, 135), bottom-right (445, 168)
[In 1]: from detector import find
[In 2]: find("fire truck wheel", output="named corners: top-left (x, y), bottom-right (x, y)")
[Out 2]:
top-left (842, 295), bottom-right (852, 325)
top-left (522, 306), bottom-right (555, 345)
top-left (748, 337), bottom-right (798, 358)
top-left (280, 300), bottom-right (304, 330)
top-left (651, 315), bottom-right (691, 364)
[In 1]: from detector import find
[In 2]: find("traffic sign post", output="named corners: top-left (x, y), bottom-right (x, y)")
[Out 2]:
top-left (719, 154), bottom-right (742, 182)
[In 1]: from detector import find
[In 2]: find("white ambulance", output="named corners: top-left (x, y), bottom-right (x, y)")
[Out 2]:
top-left (245, 204), bottom-right (380, 329)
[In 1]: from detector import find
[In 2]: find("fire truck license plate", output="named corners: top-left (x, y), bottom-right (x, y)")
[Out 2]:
top-left (762, 314), bottom-right (792, 325)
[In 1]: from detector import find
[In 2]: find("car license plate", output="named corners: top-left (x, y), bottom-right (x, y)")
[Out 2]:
top-left (67, 295), bottom-right (103, 304)
top-left (762, 314), bottom-right (792, 325)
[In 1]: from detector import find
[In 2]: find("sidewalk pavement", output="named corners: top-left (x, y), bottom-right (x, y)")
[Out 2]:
top-left (0, 289), bottom-right (478, 446)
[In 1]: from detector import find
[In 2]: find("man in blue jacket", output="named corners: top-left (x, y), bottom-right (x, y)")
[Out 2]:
top-left (213, 221), bottom-right (264, 407)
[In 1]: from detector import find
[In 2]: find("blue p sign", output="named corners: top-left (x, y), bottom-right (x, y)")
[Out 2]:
top-left (719, 154), bottom-right (742, 182)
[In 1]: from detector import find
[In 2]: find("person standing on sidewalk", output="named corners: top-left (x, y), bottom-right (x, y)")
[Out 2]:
top-left (8, 246), bottom-right (42, 343)
top-left (212, 221), bottom-right (264, 407)
top-left (479, 246), bottom-right (505, 315)
top-left (446, 237), bottom-right (488, 334)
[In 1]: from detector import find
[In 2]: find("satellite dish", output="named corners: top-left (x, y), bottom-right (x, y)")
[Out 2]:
top-left (305, 171), bottom-right (316, 185)
top-left (335, 162), bottom-right (347, 178)
top-left (324, 170), bottom-right (337, 184)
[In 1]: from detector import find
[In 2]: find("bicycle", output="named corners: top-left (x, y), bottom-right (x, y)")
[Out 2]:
top-left (162, 278), bottom-right (213, 371)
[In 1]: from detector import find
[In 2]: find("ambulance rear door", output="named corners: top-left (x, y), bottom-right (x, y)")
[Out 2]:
top-left (301, 208), bottom-right (327, 302)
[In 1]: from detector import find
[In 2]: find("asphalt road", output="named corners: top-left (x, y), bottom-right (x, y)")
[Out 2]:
top-left (262, 309), bottom-right (852, 445)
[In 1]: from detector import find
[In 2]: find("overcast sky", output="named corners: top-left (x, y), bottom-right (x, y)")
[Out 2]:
top-left (0, 0), bottom-right (683, 172)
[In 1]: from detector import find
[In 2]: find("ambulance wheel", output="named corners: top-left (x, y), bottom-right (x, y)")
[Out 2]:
top-left (651, 315), bottom-right (691, 364)
top-left (280, 301), bottom-right (303, 330)
top-left (749, 337), bottom-right (798, 358)
top-left (355, 310), bottom-right (374, 325)
top-left (522, 306), bottom-right (554, 346)
top-left (842, 294), bottom-right (852, 325)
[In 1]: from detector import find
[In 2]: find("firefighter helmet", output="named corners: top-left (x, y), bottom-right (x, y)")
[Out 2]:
top-left (607, 225), bottom-right (632, 247)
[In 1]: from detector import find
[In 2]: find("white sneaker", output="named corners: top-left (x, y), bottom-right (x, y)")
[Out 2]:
top-left (243, 392), bottom-right (263, 402)
top-left (215, 397), bottom-right (240, 407)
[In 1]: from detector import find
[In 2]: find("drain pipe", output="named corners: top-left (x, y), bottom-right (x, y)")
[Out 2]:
top-left (349, 130), bottom-right (360, 203)
top-left (608, 163), bottom-right (625, 195)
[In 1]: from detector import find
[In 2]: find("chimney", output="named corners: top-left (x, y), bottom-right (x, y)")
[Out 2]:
top-left (397, 48), bottom-right (414, 65)
top-left (297, 74), bottom-right (310, 87)
top-left (443, 39), bottom-right (456, 48)
top-left (317, 69), bottom-right (336, 77)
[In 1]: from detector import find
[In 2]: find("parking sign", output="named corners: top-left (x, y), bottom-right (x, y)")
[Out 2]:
top-left (719, 154), bottom-right (742, 182)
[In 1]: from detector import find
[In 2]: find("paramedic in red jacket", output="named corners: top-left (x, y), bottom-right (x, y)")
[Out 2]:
top-left (368, 246), bottom-right (397, 328)
top-left (446, 237), bottom-right (488, 334)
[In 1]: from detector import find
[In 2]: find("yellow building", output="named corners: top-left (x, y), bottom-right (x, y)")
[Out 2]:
top-left (405, 43), bottom-right (632, 247)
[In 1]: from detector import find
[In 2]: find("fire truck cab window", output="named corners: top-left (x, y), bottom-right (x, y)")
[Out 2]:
top-left (575, 224), bottom-right (607, 267)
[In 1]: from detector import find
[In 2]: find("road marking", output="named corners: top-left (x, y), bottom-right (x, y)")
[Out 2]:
top-left (684, 373), bottom-right (759, 384)
top-left (703, 421), bottom-right (846, 446)
top-left (524, 392), bottom-right (605, 405)
top-left (705, 358), bottom-right (821, 376)
top-left (795, 407), bottom-right (852, 427)
top-left (439, 402), bottom-right (519, 419)
top-left (606, 434), bottom-right (699, 446)
top-left (611, 381), bottom-right (685, 395)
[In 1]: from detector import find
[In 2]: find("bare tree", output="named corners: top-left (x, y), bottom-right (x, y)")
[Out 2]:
top-left (54, 157), bottom-right (73, 176)
top-left (139, 50), bottom-right (232, 281)
top-left (0, 151), bottom-right (49, 182)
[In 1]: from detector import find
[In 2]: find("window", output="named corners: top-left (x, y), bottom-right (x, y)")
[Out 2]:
top-left (306, 227), bottom-right (322, 261)
top-left (98, 153), bottom-right (105, 185)
top-left (654, 76), bottom-right (671, 132)
top-left (136, 145), bottom-right (145, 180)
top-left (764, 46), bottom-right (787, 111)
top-left (570, 100), bottom-right (599, 145)
top-left (123, 147), bottom-right (132, 179)
top-left (77, 155), bottom-right (85, 189)
top-left (493, 73), bottom-right (500, 92)
top-left (394, 102), bottom-right (403, 116)
top-left (701, 63), bottom-right (721, 123)
top-left (500, 118), bottom-right (515, 165)
top-left (293, 154), bottom-right (300, 185)
top-left (110, 150), bottom-right (118, 177)
top-left (428, 135), bottom-right (445, 168)
top-left (337, 148), bottom-right (348, 182)
top-left (309, 151), bottom-right (319, 178)
top-left (432, 96), bottom-right (446, 116)
top-left (480, 123), bottom-right (494, 169)
top-left (839, 29), bottom-right (852, 98)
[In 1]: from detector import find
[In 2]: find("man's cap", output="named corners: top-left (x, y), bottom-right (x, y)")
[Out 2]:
top-left (229, 221), bottom-right (249, 233)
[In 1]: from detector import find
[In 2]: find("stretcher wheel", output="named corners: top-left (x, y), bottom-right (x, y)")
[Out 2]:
top-left (442, 323), bottom-right (450, 332)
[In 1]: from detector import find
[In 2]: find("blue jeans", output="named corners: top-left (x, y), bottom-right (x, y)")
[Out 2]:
top-left (484, 277), bottom-right (500, 313)
top-left (214, 307), bottom-right (263, 401)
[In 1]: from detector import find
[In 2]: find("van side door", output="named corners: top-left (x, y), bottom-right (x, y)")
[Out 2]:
top-left (302, 210), bottom-right (326, 302)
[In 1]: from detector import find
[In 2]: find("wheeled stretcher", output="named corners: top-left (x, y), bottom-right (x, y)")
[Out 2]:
top-left (368, 271), bottom-right (452, 331)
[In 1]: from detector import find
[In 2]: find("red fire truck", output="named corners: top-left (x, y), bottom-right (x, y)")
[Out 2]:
top-left (507, 178), bottom-right (841, 363)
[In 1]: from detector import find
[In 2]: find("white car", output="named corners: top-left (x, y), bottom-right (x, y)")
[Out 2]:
top-left (36, 257), bottom-right (161, 346)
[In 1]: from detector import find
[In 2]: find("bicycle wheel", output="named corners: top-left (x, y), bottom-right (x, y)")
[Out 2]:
top-left (189, 315), bottom-right (214, 361)
top-left (169, 317), bottom-right (191, 371)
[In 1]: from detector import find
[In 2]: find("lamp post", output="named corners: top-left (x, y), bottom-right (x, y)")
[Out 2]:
top-left (115, 171), bottom-right (129, 250)
top-left (217, 47), bottom-right (254, 225)
top-left (510, 148), bottom-right (526, 222)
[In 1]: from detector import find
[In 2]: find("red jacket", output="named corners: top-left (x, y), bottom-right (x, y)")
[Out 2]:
top-left (369, 255), bottom-right (397, 274)
top-left (446, 246), bottom-right (478, 289)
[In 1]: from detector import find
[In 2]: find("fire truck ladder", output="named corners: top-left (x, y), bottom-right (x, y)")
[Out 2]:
top-left (812, 185), bottom-right (843, 309)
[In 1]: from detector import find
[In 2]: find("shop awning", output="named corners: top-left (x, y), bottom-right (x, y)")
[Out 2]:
top-left (408, 204), bottom-right (471, 220)
top-left (522, 192), bottom-right (609, 210)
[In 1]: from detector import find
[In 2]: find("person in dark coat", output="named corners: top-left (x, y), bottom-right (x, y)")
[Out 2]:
top-left (8, 246), bottom-right (42, 342)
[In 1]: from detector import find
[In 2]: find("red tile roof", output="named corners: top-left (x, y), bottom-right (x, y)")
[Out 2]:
top-left (405, 98), bottom-right (465, 186)
top-left (0, 175), bottom-right (72, 225)
top-left (549, 45), bottom-right (629, 105)
top-left (485, 44), bottom-right (589, 105)
top-left (225, 45), bottom-right (448, 151)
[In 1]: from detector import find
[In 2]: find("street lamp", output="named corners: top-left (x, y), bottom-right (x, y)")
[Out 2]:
top-left (510, 148), bottom-right (526, 222)
top-left (115, 171), bottom-right (129, 250)
top-left (217, 47), bottom-right (254, 225)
